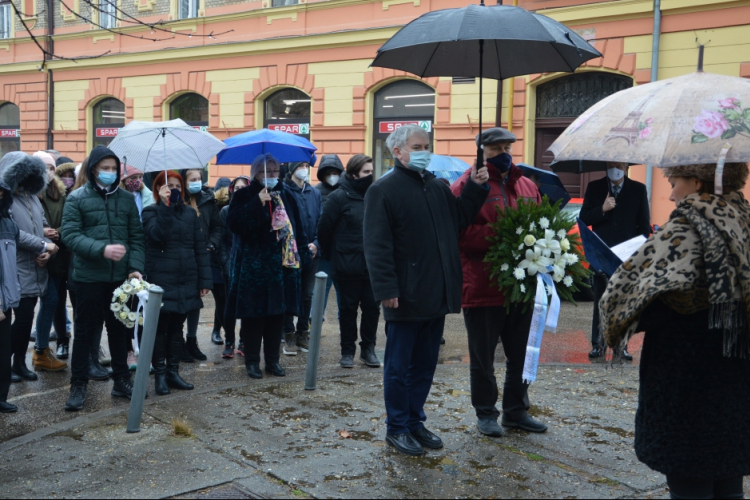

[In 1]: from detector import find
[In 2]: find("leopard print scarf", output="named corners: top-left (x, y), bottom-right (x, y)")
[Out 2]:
top-left (600, 191), bottom-right (750, 359)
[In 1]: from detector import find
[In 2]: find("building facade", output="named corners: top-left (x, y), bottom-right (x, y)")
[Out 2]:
top-left (0, 0), bottom-right (749, 224)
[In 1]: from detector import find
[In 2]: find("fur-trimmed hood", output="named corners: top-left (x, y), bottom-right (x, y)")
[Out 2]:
top-left (43, 176), bottom-right (67, 202)
top-left (56, 161), bottom-right (76, 179)
top-left (0, 178), bottom-right (12, 216)
top-left (214, 186), bottom-right (230, 207)
top-left (0, 152), bottom-right (49, 196)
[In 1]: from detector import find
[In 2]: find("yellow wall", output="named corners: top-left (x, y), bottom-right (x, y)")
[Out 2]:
top-left (450, 78), bottom-right (507, 125)
top-left (206, 68), bottom-right (259, 128)
top-left (122, 74), bottom-right (167, 121)
top-left (308, 59), bottom-right (370, 127)
top-left (54, 80), bottom-right (89, 131)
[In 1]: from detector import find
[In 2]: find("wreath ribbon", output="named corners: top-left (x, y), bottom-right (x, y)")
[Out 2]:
top-left (522, 268), bottom-right (560, 384)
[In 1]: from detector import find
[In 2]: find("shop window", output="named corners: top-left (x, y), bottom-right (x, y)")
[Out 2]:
top-left (0, 102), bottom-right (20, 159)
top-left (93, 98), bottom-right (126, 148)
top-left (264, 88), bottom-right (310, 139)
top-left (0, 1), bottom-right (11, 39)
top-left (179, 0), bottom-right (199, 19)
top-left (372, 80), bottom-right (435, 177)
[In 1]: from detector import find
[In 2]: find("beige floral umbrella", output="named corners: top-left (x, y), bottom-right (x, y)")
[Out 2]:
top-left (548, 71), bottom-right (750, 168)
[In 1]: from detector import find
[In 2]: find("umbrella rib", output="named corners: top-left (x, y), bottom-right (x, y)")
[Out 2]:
top-left (420, 42), bottom-right (443, 78)
top-left (167, 129), bottom-right (208, 166)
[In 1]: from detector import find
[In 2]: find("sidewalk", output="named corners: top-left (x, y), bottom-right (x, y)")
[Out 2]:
top-left (0, 362), bottom-right (675, 499)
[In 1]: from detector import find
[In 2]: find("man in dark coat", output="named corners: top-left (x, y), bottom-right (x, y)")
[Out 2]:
top-left (60, 145), bottom-right (145, 411)
top-left (315, 154), bottom-right (344, 322)
top-left (364, 124), bottom-right (490, 456)
top-left (579, 162), bottom-right (651, 359)
top-left (282, 161), bottom-right (322, 355)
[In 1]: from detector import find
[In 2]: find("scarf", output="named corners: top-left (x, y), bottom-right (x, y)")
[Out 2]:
top-left (601, 191), bottom-right (750, 359)
top-left (269, 192), bottom-right (300, 269)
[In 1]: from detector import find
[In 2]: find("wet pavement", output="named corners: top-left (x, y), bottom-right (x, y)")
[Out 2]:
top-left (0, 295), bottom-right (716, 498)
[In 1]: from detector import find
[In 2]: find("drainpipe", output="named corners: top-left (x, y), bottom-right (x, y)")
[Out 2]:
top-left (645, 0), bottom-right (661, 203)
top-left (46, 0), bottom-right (54, 150)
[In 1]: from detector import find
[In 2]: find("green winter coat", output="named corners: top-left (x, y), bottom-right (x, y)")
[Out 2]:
top-left (61, 146), bottom-right (145, 284)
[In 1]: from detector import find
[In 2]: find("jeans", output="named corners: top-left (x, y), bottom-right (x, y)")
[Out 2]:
top-left (338, 278), bottom-right (380, 356)
top-left (284, 261), bottom-right (318, 334)
top-left (317, 259), bottom-right (340, 319)
top-left (383, 317), bottom-right (445, 435)
top-left (70, 282), bottom-right (130, 386)
top-left (186, 308), bottom-right (200, 339)
top-left (666, 475), bottom-right (744, 499)
top-left (0, 309), bottom-right (12, 402)
top-left (11, 297), bottom-right (38, 368)
top-left (35, 276), bottom-right (58, 352)
top-left (463, 305), bottom-right (533, 421)
top-left (240, 315), bottom-right (283, 366)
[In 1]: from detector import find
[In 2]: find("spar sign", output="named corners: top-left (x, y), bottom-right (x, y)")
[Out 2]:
top-left (96, 128), bottom-right (120, 138)
top-left (379, 120), bottom-right (432, 134)
top-left (268, 123), bottom-right (310, 135)
top-left (0, 129), bottom-right (21, 138)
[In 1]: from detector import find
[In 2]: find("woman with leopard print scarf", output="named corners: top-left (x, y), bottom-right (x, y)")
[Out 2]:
top-left (600, 162), bottom-right (750, 499)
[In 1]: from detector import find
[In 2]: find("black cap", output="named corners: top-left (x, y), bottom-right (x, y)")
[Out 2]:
top-left (476, 127), bottom-right (516, 147)
top-left (56, 156), bottom-right (74, 166)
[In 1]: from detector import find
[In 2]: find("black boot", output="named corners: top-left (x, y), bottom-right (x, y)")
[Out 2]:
top-left (12, 359), bottom-right (38, 381)
top-left (246, 363), bottom-right (263, 379)
top-left (152, 334), bottom-right (169, 396)
top-left (265, 363), bottom-right (286, 377)
top-left (185, 337), bottom-right (207, 361)
top-left (211, 330), bottom-right (223, 345)
top-left (56, 340), bottom-right (69, 360)
top-left (180, 339), bottom-right (194, 363)
top-left (88, 351), bottom-right (112, 381)
top-left (167, 335), bottom-right (194, 391)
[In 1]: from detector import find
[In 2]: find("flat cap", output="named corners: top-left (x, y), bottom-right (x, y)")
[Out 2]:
top-left (476, 127), bottom-right (516, 146)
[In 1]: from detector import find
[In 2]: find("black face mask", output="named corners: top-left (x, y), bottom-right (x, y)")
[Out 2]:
top-left (486, 152), bottom-right (513, 174)
top-left (350, 175), bottom-right (373, 195)
top-left (169, 188), bottom-right (182, 205)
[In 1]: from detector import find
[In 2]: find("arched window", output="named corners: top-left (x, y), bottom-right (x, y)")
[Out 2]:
top-left (93, 98), bottom-right (126, 148)
top-left (170, 93), bottom-right (209, 128)
top-left (264, 88), bottom-right (311, 138)
top-left (373, 80), bottom-right (435, 177)
top-left (0, 102), bottom-right (21, 159)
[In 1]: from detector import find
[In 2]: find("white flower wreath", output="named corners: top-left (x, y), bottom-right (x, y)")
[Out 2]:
top-left (111, 278), bottom-right (151, 329)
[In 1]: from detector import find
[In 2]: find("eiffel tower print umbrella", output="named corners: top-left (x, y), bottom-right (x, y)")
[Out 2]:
top-left (548, 70), bottom-right (750, 168)
top-left (370, 1), bottom-right (601, 167)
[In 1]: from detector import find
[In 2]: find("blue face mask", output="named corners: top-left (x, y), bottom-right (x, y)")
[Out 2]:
top-left (188, 181), bottom-right (202, 194)
top-left (264, 177), bottom-right (279, 189)
top-left (97, 171), bottom-right (118, 187)
top-left (406, 150), bottom-right (431, 173)
top-left (486, 152), bottom-right (513, 174)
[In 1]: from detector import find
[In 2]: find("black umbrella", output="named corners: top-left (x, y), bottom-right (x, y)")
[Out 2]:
top-left (371, 2), bottom-right (601, 167)
top-left (517, 163), bottom-right (571, 208)
top-left (549, 159), bottom-right (608, 174)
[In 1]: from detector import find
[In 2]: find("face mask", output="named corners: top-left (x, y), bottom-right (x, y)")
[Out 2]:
top-left (294, 169), bottom-right (308, 182)
top-left (125, 178), bottom-right (142, 192)
top-left (169, 188), bottom-right (182, 205)
top-left (607, 168), bottom-right (625, 182)
top-left (487, 152), bottom-right (513, 174)
top-left (406, 151), bottom-right (431, 173)
top-left (97, 171), bottom-right (117, 187)
top-left (264, 177), bottom-right (279, 189)
top-left (326, 174), bottom-right (340, 186)
top-left (62, 178), bottom-right (75, 189)
top-left (188, 181), bottom-right (202, 194)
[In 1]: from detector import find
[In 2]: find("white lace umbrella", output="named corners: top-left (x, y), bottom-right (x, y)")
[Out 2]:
top-left (108, 119), bottom-right (226, 176)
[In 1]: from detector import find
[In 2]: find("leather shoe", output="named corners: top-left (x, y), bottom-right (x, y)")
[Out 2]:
top-left (12, 363), bottom-right (38, 381)
top-left (411, 427), bottom-right (444, 449)
top-left (211, 330), bottom-right (223, 345)
top-left (622, 349), bottom-right (634, 362)
top-left (246, 364), bottom-right (263, 379)
top-left (477, 418), bottom-right (506, 437)
top-left (386, 433), bottom-right (425, 456)
top-left (501, 414), bottom-right (548, 433)
top-left (0, 401), bottom-right (18, 413)
top-left (265, 363), bottom-right (286, 377)
top-left (56, 343), bottom-right (69, 360)
top-left (588, 347), bottom-right (603, 359)
top-left (89, 362), bottom-right (112, 381)
top-left (10, 372), bottom-right (22, 384)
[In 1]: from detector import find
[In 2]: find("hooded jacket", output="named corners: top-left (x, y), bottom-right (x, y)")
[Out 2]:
top-left (284, 171), bottom-right (322, 259)
top-left (315, 155), bottom-right (344, 202)
top-left (0, 152), bottom-right (51, 298)
top-left (40, 175), bottom-right (71, 276)
top-left (61, 146), bottom-right (145, 284)
top-left (0, 178), bottom-right (21, 312)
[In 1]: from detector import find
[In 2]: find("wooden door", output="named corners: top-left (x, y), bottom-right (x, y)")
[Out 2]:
top-left (534, 126), bottom-right (605, 199)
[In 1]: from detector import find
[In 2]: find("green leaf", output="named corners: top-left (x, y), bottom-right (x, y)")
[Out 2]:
top-left (725, 109), bottom-right (741, 121)
top-left (743, 108), bottom-right (750, 120)
top-left (691, 133), bottom-right (709, 144)
top-left (721, 128), bottom-right (737, 140)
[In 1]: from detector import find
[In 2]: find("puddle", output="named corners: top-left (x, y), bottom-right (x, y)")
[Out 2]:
top-left (348, 431), bottom-right (377, 442)
top-left (528, 405), bottom-right (555, 418)
top-left (240, 450), bottom-right (264, 465)
top-left (53, 430), bottom-right (84, 441)
top-left (468, 460), bottom-right (494, 472)
top-left (324, 472), bottom-right (372, 481)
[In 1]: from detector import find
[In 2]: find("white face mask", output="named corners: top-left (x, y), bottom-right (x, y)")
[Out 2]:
top-left (607, 168), bottom-right (625, 182)
top-left (327, 174), bottom-right (340, 186)
top-left (294, 169), bottom-right (308, 182)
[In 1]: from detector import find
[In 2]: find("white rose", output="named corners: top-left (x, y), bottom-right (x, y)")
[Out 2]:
top-left (119, 311), bottom-right (128, 320)
top-left (130, 278), bottom-right (140, 288)
top-left (110, 303), bottom-right (122, 312)
top-left (119, 294), bottom-right (128, 303)
top-left (138, 316), bottom-right (144, 326)
top-left (523, 235), bottom-right (537, 246)
top-left (553, 271), bottom-right (564, 283)
top-left (513, 268), bottom-right (526, 280)
top-left (557, 229), bottom-right (567, 240)
top-left (122, 284), bottom-right (133, 294)
top-left (560, 238), bottom-right (571, 252)
top-left (539, 217), bottom-right (550, 229)
top-left (563, 276), bottom-right (574, 287)
top-left (128, 312), bottom-right (137, 321)
top-left (126, 321), bottom-right (135, 329)
top-left (500, 263), bottom-right (509, 272)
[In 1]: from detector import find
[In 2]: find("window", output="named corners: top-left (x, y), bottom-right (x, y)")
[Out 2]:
top-left (169, 93), bottom-right (209, 126)
top-left (179, 0), bottom-right (199, 19)
top-left (536, 72), bottom-right (632, 118)
top-left (99, 0), bottom-right (116, 30)
top-left (263, 88), bottom-right (310, 138)
top-left (93, 98), bottom-right (126, 148)
top-left (271, 0), bottom-right (298, 6)
top-left (0, 102), bottom-right (21, 160)
top-left (0, 1), bottom-right (11, 40)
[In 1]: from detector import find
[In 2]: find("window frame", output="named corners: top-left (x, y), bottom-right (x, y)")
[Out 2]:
top-left (179, 0), bottom-right (199, 19)
top-left (98, 0), bottom-right (116, 29)
top-left (0, 1), bottom-right (11, 40)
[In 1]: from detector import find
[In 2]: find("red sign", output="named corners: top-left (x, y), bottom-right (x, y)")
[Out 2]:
top-left (268, 123), bottom-right (309, 135)
top-left (96, 127), bottom-right (120, 138)
top-left (379, 121), bottom-right (419, 134)
top-left (0, 129), bottom-right (19, 138)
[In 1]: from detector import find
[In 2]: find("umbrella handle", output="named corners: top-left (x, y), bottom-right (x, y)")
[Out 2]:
top-left (476, 39), bottom-right (484, 172)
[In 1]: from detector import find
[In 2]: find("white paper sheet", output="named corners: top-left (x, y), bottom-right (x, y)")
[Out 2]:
top-left (611, 235), bottom-right (647, 263)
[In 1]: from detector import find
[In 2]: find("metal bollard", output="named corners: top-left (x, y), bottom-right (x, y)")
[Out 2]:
top-left (127, 285), bottom-right (164, 433)
top-left (305, 272), bottom-right (328, 390)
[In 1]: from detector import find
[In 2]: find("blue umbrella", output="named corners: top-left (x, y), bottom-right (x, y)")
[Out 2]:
top-left (382, 155), bottom-right (469, 183)
top-left (517, 163), bottom-right (571, 208)
top-left (216, 129), bottom-right (317, 165)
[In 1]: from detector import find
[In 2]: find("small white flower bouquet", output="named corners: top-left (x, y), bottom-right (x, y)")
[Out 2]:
top-left (111, 278), bottom-right (151, 329)
top-left (485, 198), bottom-right (592, 307)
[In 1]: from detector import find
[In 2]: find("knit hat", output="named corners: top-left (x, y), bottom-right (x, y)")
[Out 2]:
top-left (33, 151), bottom-right (56, 170)
top-left (121, 163), bottom-right (143, 180)
top-left (56, 156), bottom-right (74, 166)
top-left (662, 163), bottom-right (749, 194)
top-left (288, 162), bottom-right (308, 174)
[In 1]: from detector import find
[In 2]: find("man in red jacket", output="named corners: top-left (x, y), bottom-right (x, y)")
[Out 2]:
top-left (451, 128), bottom-right (547, 438)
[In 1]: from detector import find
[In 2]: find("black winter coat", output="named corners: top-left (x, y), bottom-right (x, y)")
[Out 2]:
top-left (142, 202), bottom-right (213, 314)
top-left (225, 180), bottom-right (309, 319)
top-left (187, 188), bottom-right (223, 268)
top-left (635, 301), bottom-right (750, 479)
top-left (363, 163), bottom-right (489, 322)
top-left (579, 177), bottom-right (651, 247)
top-left (317, 176), bottom-right (368, 281)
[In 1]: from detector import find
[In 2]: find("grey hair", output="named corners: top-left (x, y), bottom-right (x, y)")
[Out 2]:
top-left (385, 124), bottom-right (429, 154)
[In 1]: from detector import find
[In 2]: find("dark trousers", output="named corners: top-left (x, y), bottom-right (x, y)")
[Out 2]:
top-left (383, 317), bottom-right (445, 435)
top-left (53, 275), bottom-right (70, 345)
top-left (11, 297), bottom-right (38, 368)
top-left (152, 311), bottom-right (187, 371)
top-left (591, 273), bottom-right (608, 348)
top-left (240, 315), bottom-right (283, 366)
top-left (338, 278), bottom-right (380, 356)
top-left (70, 282), bottom-right (130, 386)
top-left (666, 475), bottom-right (744, 499)
top-left (284, 261), bottom-right (318, 334)
top-left (212, 283), bottom-right (236, 344)
top-left (463, 305), bottom-right (533, 421)
top-left (0, 310), bottom-right (12, 402)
